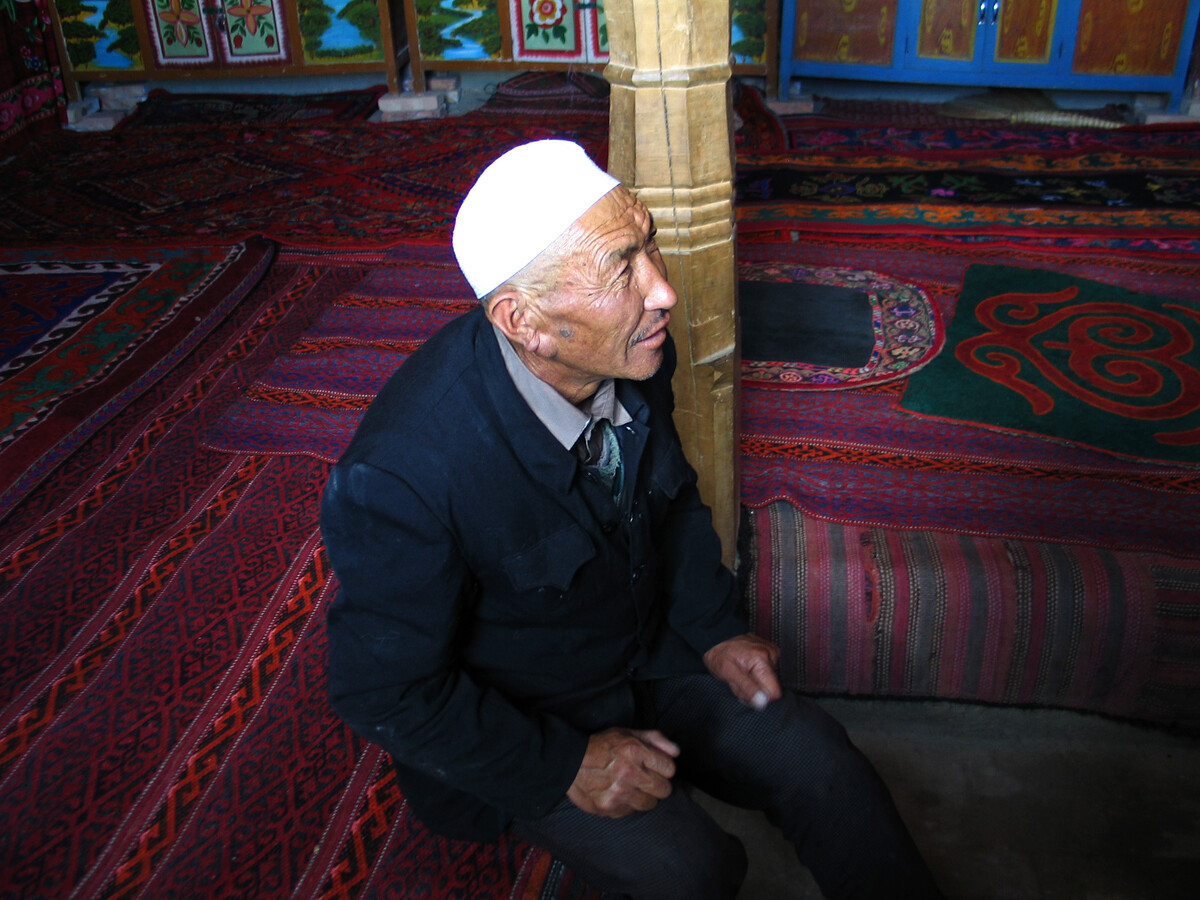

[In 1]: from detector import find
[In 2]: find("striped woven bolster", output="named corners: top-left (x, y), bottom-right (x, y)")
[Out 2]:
top-left (1143, 565), bottom-right (1200, 724)
top-left (742, 502), bottom-right (1200, 729)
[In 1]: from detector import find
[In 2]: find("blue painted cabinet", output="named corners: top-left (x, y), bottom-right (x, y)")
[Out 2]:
top-left (779, 0), bottom-right (1200, 110)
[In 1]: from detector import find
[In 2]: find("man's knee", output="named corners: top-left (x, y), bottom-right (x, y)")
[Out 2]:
top-left (623, 822), bottom-right (746, 900)
top-left (514, 789), bottom-right (747, 900)
top-left (767, 697), bottom-right (892, 811)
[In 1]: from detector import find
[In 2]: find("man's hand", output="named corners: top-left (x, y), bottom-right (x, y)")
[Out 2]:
top-left (566, 728), bottom-right (680, 818)
top-left (703, 633), bottom-right (782, 710)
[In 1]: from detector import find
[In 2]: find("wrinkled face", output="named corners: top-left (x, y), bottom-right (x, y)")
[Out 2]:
top-left (530, 186), bottom-right (677, 396)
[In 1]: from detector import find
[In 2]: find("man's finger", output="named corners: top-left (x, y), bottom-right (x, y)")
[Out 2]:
top-left (748, 656), bottom-right (783, 701)
top-left (629, 741), bottom-right (677, 781)
top-left (633, 769), bottom-right (674, 801)
top-left (722, 668), bottom-right (764, 708)
top-left (635, 729), bottom-right (680, 759)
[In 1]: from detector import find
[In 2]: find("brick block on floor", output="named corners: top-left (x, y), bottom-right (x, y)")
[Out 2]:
top-left (66, 109), bottom-right (126, 131)
top-left (85, 83), bottom-right (146, 111)
top-left (401, 75), bottom-right (461, 104)
top-left (766, 96), bottom-right (816, 115)
top-left (66, 97), bottom-right (100, 124)
top-left (428, 75), bottom-right (460, 102)
top-left (380, 107), bottom-right (446, 121)
top-left (378, 92), bottom-right (443, 113)
top-left (1143, 111), bottom-right (1200, 124)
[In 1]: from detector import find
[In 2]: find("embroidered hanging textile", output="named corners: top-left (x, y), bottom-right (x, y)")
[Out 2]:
top-left (0, 0), bottom-right (65, 157)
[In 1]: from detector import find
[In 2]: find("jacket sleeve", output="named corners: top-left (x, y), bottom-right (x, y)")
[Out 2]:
top-left (657, 461), bottom-right (749, 655)
top-left (644, 339), bottom-right (750, 655)
top-left (320, 460), bottom-right (589, 822)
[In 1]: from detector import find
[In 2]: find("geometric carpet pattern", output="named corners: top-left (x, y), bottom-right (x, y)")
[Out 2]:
top-left (0, 252), bottom-right (599, 900)
top-left (0, 239), bottom-right (274, 517)
top-left (4, 85), bottom-right (1200, 900)
top-left (739, 118), bottom-right (1200, 241)
top-left (0, 114), bottom-right (610, 249)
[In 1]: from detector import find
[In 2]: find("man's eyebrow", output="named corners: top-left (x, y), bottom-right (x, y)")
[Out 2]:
top-left (603, 235), bottom-right (643, 269)
top-left (608, 222), bottom-right (658, 265)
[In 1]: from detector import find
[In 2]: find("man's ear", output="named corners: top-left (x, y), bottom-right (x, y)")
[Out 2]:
top-left (487, 289), bottom-right (556, 358)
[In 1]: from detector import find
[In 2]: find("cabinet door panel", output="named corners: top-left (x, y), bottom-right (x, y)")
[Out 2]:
top-left (916, 0), bottom-right (977, 62)
top-left (994, 0), bottom-right (1057, 64)
top-left (222, 0), bottom-right (289, 64)
top-left (511, 0), bottom-right (605, 61)
top-left (297, 0), bottom-right (386, 65)
top-left (792, 0), bottom-right (896, 66)
top-left (412, 0), bottom-right (501, 61)
top-left (54, 0), bottom-right (146, 71)
top-left (733, 0), bottom-right (769, 64)
top-left (146, 0), bottom-right (216, 63)
top-left (143, 0), bottom-right (292, 67)
top-left (1073, 0), bottom-right (1190, 76)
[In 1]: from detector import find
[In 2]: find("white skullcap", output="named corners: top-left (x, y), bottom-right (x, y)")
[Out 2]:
top-left (453, 139), bottom-right (621, 298)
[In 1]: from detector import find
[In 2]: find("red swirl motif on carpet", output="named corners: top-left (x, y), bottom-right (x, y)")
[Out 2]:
top-left (901, 264), bottom-right (1200, 464)
top-left (739, 239), bottom-right (1200, 555)
top-left (958, 286), bottom-right (1200, 446)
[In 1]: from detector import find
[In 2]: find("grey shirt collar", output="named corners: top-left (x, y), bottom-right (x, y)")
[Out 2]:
top-left (492, 323), bottom-right (630, 451)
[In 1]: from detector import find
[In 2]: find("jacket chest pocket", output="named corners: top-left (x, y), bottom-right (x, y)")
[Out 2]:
top-left (501, 524), bottom-right (596, 595)
top-left (647, 441), bottom-right (693, 514)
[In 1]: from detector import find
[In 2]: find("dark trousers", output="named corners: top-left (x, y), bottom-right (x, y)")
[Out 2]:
top-left (511, 674), bottom-right (942, 900)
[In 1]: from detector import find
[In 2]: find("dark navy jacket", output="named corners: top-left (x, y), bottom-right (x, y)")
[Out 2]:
top-left (321, 306), bottom-right (746, 841)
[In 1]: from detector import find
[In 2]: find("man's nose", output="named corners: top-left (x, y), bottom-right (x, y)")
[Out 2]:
top-left (641, 259), bottom-right (678, 312)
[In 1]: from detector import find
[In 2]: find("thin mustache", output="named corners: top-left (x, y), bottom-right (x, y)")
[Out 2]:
top-left (632, 311), bottom-right (669, 345)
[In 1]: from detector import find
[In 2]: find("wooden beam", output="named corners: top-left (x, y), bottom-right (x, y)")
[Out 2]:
top-left (605, 0), bottom-right (741, 568)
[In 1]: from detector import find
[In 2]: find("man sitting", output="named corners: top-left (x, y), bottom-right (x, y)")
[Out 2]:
top-left (321, 139), bottom-right (941, 899)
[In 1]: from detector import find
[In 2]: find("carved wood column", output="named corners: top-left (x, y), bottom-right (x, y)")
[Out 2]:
top-left (605, 0), bottom-right (741, 567)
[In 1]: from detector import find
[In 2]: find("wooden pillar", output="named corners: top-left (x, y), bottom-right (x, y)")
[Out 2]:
top-left (605, 0), bottom-right (740, 567)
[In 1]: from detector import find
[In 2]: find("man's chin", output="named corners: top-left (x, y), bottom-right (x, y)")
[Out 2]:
top-left (628, 347), bottom-right (665, 381)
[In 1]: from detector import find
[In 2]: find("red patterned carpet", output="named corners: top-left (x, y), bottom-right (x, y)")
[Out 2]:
top-left (740, 116), bottom-right (1200, 244)
top-left (3, 81), bottom-right (1200, 900)
top-left (738, 235), bottom-right (1200, 555)
top-left (117, 86), bottom-right (389, 128)
top-left (0, 113), bottom-right (609, 249)
top-left (0, 240), bottom-right (274, 515)
top-left (0, 248), bottom-right (600, 900)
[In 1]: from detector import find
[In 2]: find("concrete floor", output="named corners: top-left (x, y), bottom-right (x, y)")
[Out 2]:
top-left (696, 699), bottom-right (1200, 900)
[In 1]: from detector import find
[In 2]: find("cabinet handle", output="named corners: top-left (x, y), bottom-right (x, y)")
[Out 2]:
top-left (202, 4), bottom-right (227, 33)
top-left (991, 0), bottom-right (1001, 25)
top-left (978, 1), bottom-right (987, 26)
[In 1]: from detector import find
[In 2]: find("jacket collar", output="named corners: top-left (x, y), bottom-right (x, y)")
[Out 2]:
top-left (491, 322), bottom-right (633, 452)
top-left (474, 310), bottom-right (580, 496)
top-left (473, 309), bottom-right (649, 497)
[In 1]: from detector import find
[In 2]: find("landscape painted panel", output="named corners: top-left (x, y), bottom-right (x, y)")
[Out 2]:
top-left (300, 0), bottom-right (386, 64)
top-left (54, 0), bottom-right (144, 70)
